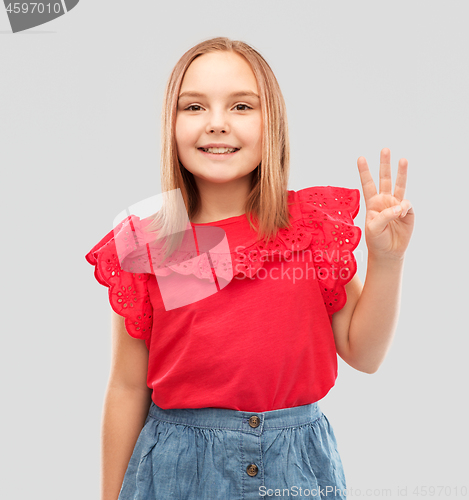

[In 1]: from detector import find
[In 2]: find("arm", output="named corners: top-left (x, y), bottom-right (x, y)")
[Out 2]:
top-left (101, 311), bottom-right (153, 500)
top-left (332, 255), bottom-right (404, 374)
top-left (348, 254), bottom-right (404, 373)
top-left (332, 148), bottom-right (414, 374)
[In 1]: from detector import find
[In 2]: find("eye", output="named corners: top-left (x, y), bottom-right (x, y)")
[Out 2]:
top-left (185, 105), bottom-right (203, 111)
top-left (234, 104), bottom-right (253, 111)
top-left (183, 103), bottom-right (253, 112)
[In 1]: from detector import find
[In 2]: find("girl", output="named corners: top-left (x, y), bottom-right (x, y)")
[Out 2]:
top-left (86, 37), bottom-right (414, 500)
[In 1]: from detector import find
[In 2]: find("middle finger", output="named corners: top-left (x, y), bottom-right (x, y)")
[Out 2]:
top-left (379, 148), bottom-right (393, 195)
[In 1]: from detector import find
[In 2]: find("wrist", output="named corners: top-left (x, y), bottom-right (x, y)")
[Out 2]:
top-left (367, 251), bottom-right (405, 268)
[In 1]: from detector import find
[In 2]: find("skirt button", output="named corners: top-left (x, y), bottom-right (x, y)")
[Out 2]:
top-left (248, 415), bottom-right (260, 428)
top-left (246, 464), bottom-right (258, 477)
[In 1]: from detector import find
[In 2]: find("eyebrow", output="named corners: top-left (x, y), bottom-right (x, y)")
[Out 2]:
top-left (178, 90), bottom-right (260, 101)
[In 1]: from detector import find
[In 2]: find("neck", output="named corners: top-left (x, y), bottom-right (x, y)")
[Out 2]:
top-left (191, 174), bottom-right (253, 224)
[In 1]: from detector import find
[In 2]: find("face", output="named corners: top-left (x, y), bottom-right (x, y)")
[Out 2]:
top-left (175, 51), bottom-right (263, 188)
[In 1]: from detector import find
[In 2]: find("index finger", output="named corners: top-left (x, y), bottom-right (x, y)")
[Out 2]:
top-left (357, 156), bottom-right (377, 207)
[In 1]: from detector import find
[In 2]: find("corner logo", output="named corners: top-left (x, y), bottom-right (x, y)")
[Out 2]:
top-left (4, 1), bottom-right (79, 33)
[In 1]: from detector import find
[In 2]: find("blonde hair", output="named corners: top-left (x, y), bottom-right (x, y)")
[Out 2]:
top-left (145, 37), bottom-right (292, 264)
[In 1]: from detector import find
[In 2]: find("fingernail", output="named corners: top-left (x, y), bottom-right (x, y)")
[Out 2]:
top-left (393, 205), bottom-right (402, 214)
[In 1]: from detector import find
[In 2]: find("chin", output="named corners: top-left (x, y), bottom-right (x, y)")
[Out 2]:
top-left (197, 174), bottom-right (243, 185)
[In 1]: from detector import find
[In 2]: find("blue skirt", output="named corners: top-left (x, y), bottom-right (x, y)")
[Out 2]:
top-left (118, 400), bottom-right (347, 499)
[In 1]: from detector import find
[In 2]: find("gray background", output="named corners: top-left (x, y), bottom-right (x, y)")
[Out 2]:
top-left (1, 0), bottom-right (467, 498)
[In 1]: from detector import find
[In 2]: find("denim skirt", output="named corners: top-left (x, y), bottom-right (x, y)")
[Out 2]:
top-left (118, 400), bottom-right (347, 499)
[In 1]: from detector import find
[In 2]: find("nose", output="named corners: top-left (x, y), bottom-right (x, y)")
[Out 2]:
top-left (209, 126), bottom-right (226, 134)
top-left (205, 110), bottom-right (230, 134)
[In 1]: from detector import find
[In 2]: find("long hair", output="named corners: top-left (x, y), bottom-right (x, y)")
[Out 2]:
top-left (145, 37), bottom-right (291, 264)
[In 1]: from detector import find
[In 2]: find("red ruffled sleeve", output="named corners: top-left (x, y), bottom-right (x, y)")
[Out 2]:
top-left (230, 186), bottom-right (361, 319)
top-left (296, 185), bottom-right (362, 317)
top-left (85, 215), bottom-right (154, 347)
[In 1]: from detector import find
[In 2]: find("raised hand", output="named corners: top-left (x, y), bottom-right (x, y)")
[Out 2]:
top-left (357, 148), bottom-right (415, 261)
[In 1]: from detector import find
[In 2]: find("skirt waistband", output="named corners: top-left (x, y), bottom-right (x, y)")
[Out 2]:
top-left (148, 401), bottom-right (323, 433)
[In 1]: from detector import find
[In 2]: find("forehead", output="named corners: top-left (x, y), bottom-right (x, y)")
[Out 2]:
top-left (179, 51), bottom-right (258, 96)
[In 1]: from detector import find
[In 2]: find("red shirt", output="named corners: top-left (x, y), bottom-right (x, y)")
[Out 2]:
top-left (85, 185), bottom-right (361, 412)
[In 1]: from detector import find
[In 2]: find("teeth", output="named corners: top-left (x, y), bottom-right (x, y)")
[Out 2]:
top-left (202, 147), bottom-right (238, 154)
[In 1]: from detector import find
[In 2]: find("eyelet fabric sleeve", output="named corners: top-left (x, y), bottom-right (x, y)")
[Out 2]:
top-left (296, 185), bottom-right (362, 316)
top-left (85, 215), bottom-right (153, 345)
top-left (230, 186), bottom-right (361, 317)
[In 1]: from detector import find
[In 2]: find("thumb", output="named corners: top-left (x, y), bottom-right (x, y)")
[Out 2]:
top-left (368, 205), bottom-right (402, 234)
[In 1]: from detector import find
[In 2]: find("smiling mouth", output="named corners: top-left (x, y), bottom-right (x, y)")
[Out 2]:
top-left (198, 147), bottom-right (240, 153)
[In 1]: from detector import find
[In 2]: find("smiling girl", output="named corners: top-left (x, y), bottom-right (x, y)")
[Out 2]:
top-left (86, 37), bottom-right (414, 500)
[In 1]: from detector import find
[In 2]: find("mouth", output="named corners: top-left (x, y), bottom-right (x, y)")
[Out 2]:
top-left (197, 147), bottom-right (240, 158)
